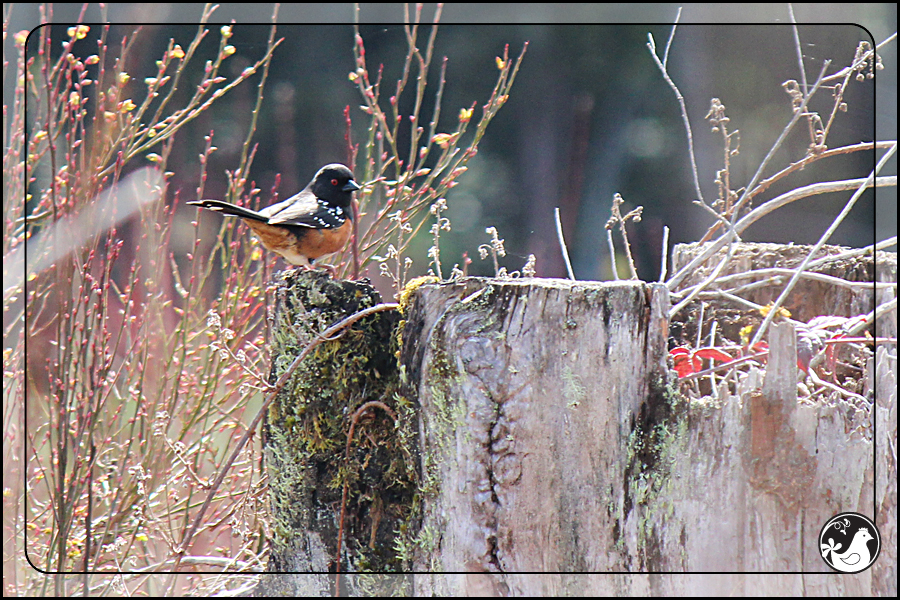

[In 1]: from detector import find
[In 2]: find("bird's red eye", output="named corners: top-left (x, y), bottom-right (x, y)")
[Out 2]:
top-left (331, 178), bottom-right (338, 186)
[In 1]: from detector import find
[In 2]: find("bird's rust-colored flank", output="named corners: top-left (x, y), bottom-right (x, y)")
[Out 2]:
top-left (242, 218), bottom-right (353, 267)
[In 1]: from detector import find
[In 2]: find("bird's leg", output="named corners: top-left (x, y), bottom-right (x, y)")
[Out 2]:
top-left (306, 262), bottom-right (338, 278)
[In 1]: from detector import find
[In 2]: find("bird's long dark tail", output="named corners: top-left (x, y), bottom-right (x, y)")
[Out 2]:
top-left (187, 199), bottom-right (267, 222)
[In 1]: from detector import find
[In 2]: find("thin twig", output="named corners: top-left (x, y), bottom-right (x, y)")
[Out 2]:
top-left (844, 296), bottom-right (898, 338)
top-left (808, 368), bottom-right (868, 404)
top-left (658, 225), bottom-right (669, 283)
top-left (607, 194), bottom-right (642, 280)
top-left (647, 30), bottom-right (703, 204)
top-left (619, 213), bottom-right (641, 281)
top-left (806, 236), bottom-right (896, 267)
top-left (738, 176), bottom-right (895, 236)
top-left (708, 320), bottom-right (719, 399)
top-left (662, 7), bottom-right (681, 69)
top-left (687, 289), bottom-right (806, 328)
top-left (555, 207), bottom-right (576, 281)
top-left (787, 4), bottom-right (809, 96)
top-left (695, 302), bottom-right (706, 348)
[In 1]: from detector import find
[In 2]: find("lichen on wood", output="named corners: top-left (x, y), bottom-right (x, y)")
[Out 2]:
top-left (262, 269), bottom-right (417, 583)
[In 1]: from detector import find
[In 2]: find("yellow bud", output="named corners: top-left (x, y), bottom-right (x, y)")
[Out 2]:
top-left (431, 133), bottom-right (454, 149)
top-left (171, 44), bottom-right (185, 59)
top-left (759, 303), bottom-right (790, 319)
top-left (223, 45), bottom-right (236, 56)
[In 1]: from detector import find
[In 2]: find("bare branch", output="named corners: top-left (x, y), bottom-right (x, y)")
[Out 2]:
top-left (555, 207), bottom-right (576, 281)
top-left (749, 143), bottom-right (897, 347)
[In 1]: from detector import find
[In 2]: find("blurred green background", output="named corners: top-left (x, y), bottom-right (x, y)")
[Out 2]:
top-left (12, 4), bottom-right (896, 290)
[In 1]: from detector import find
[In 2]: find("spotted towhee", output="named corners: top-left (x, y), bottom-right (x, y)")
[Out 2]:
top-left (188, 163), bottom-right (360, 267)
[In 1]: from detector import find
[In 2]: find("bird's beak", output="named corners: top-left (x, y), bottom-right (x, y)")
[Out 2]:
top-left (343, 180), bottom-right (361, 192)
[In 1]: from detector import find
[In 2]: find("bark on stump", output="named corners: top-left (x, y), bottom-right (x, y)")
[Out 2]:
top-left (253, 269), bottom-right (416, 597)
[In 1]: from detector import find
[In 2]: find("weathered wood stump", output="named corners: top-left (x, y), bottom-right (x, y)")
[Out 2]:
top-left (400, 278), bottom-right (671, 593)
top-left (253, 241), bottom-right (895, 597)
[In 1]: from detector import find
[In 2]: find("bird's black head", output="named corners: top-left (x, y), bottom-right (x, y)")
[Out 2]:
top-left (310, 163), bottom-right (360, 208)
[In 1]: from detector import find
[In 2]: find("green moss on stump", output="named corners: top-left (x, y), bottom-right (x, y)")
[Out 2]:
top-left (264, 269), bottom-right (417, 576)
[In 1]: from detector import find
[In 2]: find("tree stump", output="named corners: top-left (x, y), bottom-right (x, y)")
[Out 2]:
top-left (253, 241), bottom-right (895, 597)
top-left (400, 278), bottom-right (671, 593)
top-left (253, 270), bottom-right (416, 597)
